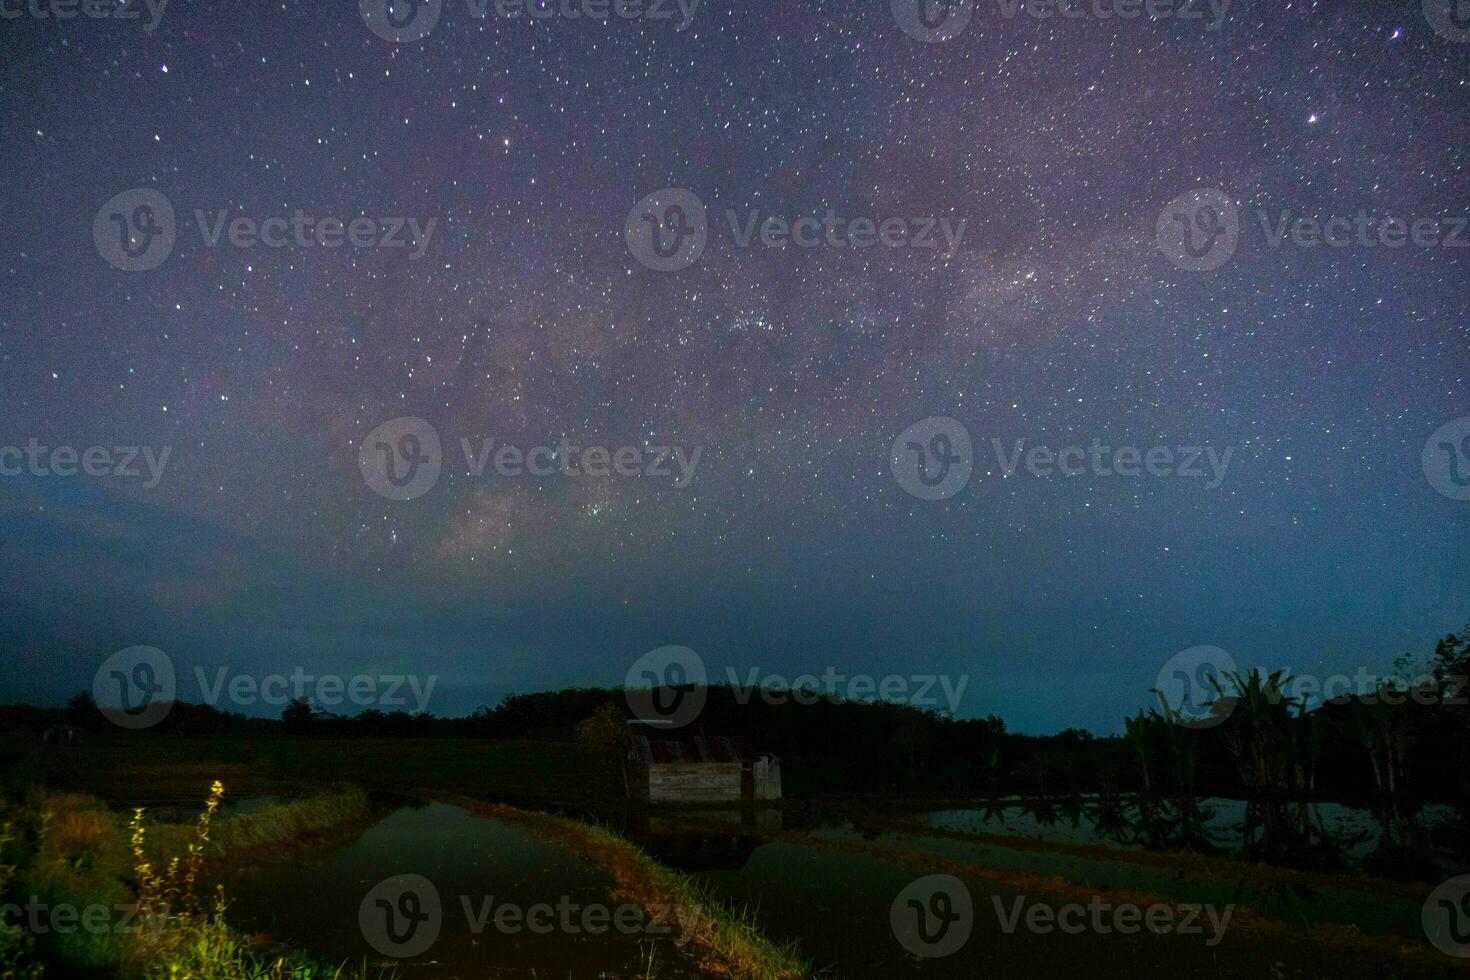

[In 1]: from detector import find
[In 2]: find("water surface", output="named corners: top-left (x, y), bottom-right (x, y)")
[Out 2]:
top-left (222, 801), bottom-right (702, 979)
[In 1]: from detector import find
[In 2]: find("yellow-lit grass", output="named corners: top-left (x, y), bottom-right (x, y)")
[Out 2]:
top-left (3, 783), bottom-right (386, 980)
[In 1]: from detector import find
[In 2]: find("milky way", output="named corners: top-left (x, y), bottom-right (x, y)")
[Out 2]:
top-left (1, 0), bottom-right (1467, 732)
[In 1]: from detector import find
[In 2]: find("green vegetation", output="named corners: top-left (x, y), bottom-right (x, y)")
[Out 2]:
top-left (15, 617), bottom-right (1469, 805)
top-left (0, 782), bottom-right (383, 979)
top-left (192, 786), bottom-right (373, 857)
top-left (20, 734), bottom-right (607, 806)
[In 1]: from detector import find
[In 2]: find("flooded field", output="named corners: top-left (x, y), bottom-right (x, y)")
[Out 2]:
top-left (218, 801), bottom-right (703, 979)
top-left (686, 838), bottom-right (1435, 979)
top-left (913, 796), bottom-right (1468, 879)
top-left (609, 798), bottom-right (1469, 978)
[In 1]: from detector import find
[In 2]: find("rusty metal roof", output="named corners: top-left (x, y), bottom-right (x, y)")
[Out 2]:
top-left (628, 732), bottom-right (764, 765)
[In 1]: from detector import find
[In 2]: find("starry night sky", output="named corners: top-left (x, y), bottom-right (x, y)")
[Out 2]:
top-left (1, 1), bottom-right (1467, 733)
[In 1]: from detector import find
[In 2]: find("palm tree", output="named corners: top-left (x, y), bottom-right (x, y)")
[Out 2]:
top-left (1206, 669), bottom-right (1299, 791)
top-left (1340, 682), bottom-right (1419, 795)
top-left (1123, 709), bottom-right (1156, 794)
top-left (1148, 698), bottom-right (1201, 793)
top-left (1286, 699), bottom-right (1326, 792)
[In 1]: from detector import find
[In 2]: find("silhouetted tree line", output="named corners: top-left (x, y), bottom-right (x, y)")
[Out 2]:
top-left (8, 622), bottom-right (1467, 801)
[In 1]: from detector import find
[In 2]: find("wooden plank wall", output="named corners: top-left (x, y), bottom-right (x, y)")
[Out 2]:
top-left (646, 763), bottom-right (744, 802)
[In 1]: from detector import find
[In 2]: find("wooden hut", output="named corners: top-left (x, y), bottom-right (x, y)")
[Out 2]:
top-left (623, 729), bottom-right (781, 803)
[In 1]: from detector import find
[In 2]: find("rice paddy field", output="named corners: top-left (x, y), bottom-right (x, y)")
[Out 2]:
top-left (3, 733), bottom-right (1468, 978)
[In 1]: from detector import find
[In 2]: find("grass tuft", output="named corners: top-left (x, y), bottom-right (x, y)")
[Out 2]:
top-left (1, 782), bottom-right (385, 980)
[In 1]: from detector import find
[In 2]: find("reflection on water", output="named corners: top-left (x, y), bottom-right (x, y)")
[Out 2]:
top-left (619, 807), bottom-right (781, 872)
top-left (221, 801), bottom-right (701, 979)
top-left (613, 795), bottom-right (1465, 971)
top-left (217, 797), bottom-right (1460, 980)
top-left (916, 796), bottom-right (1469, 880)
top-left (678, 814), bottom-right (1436, 980)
